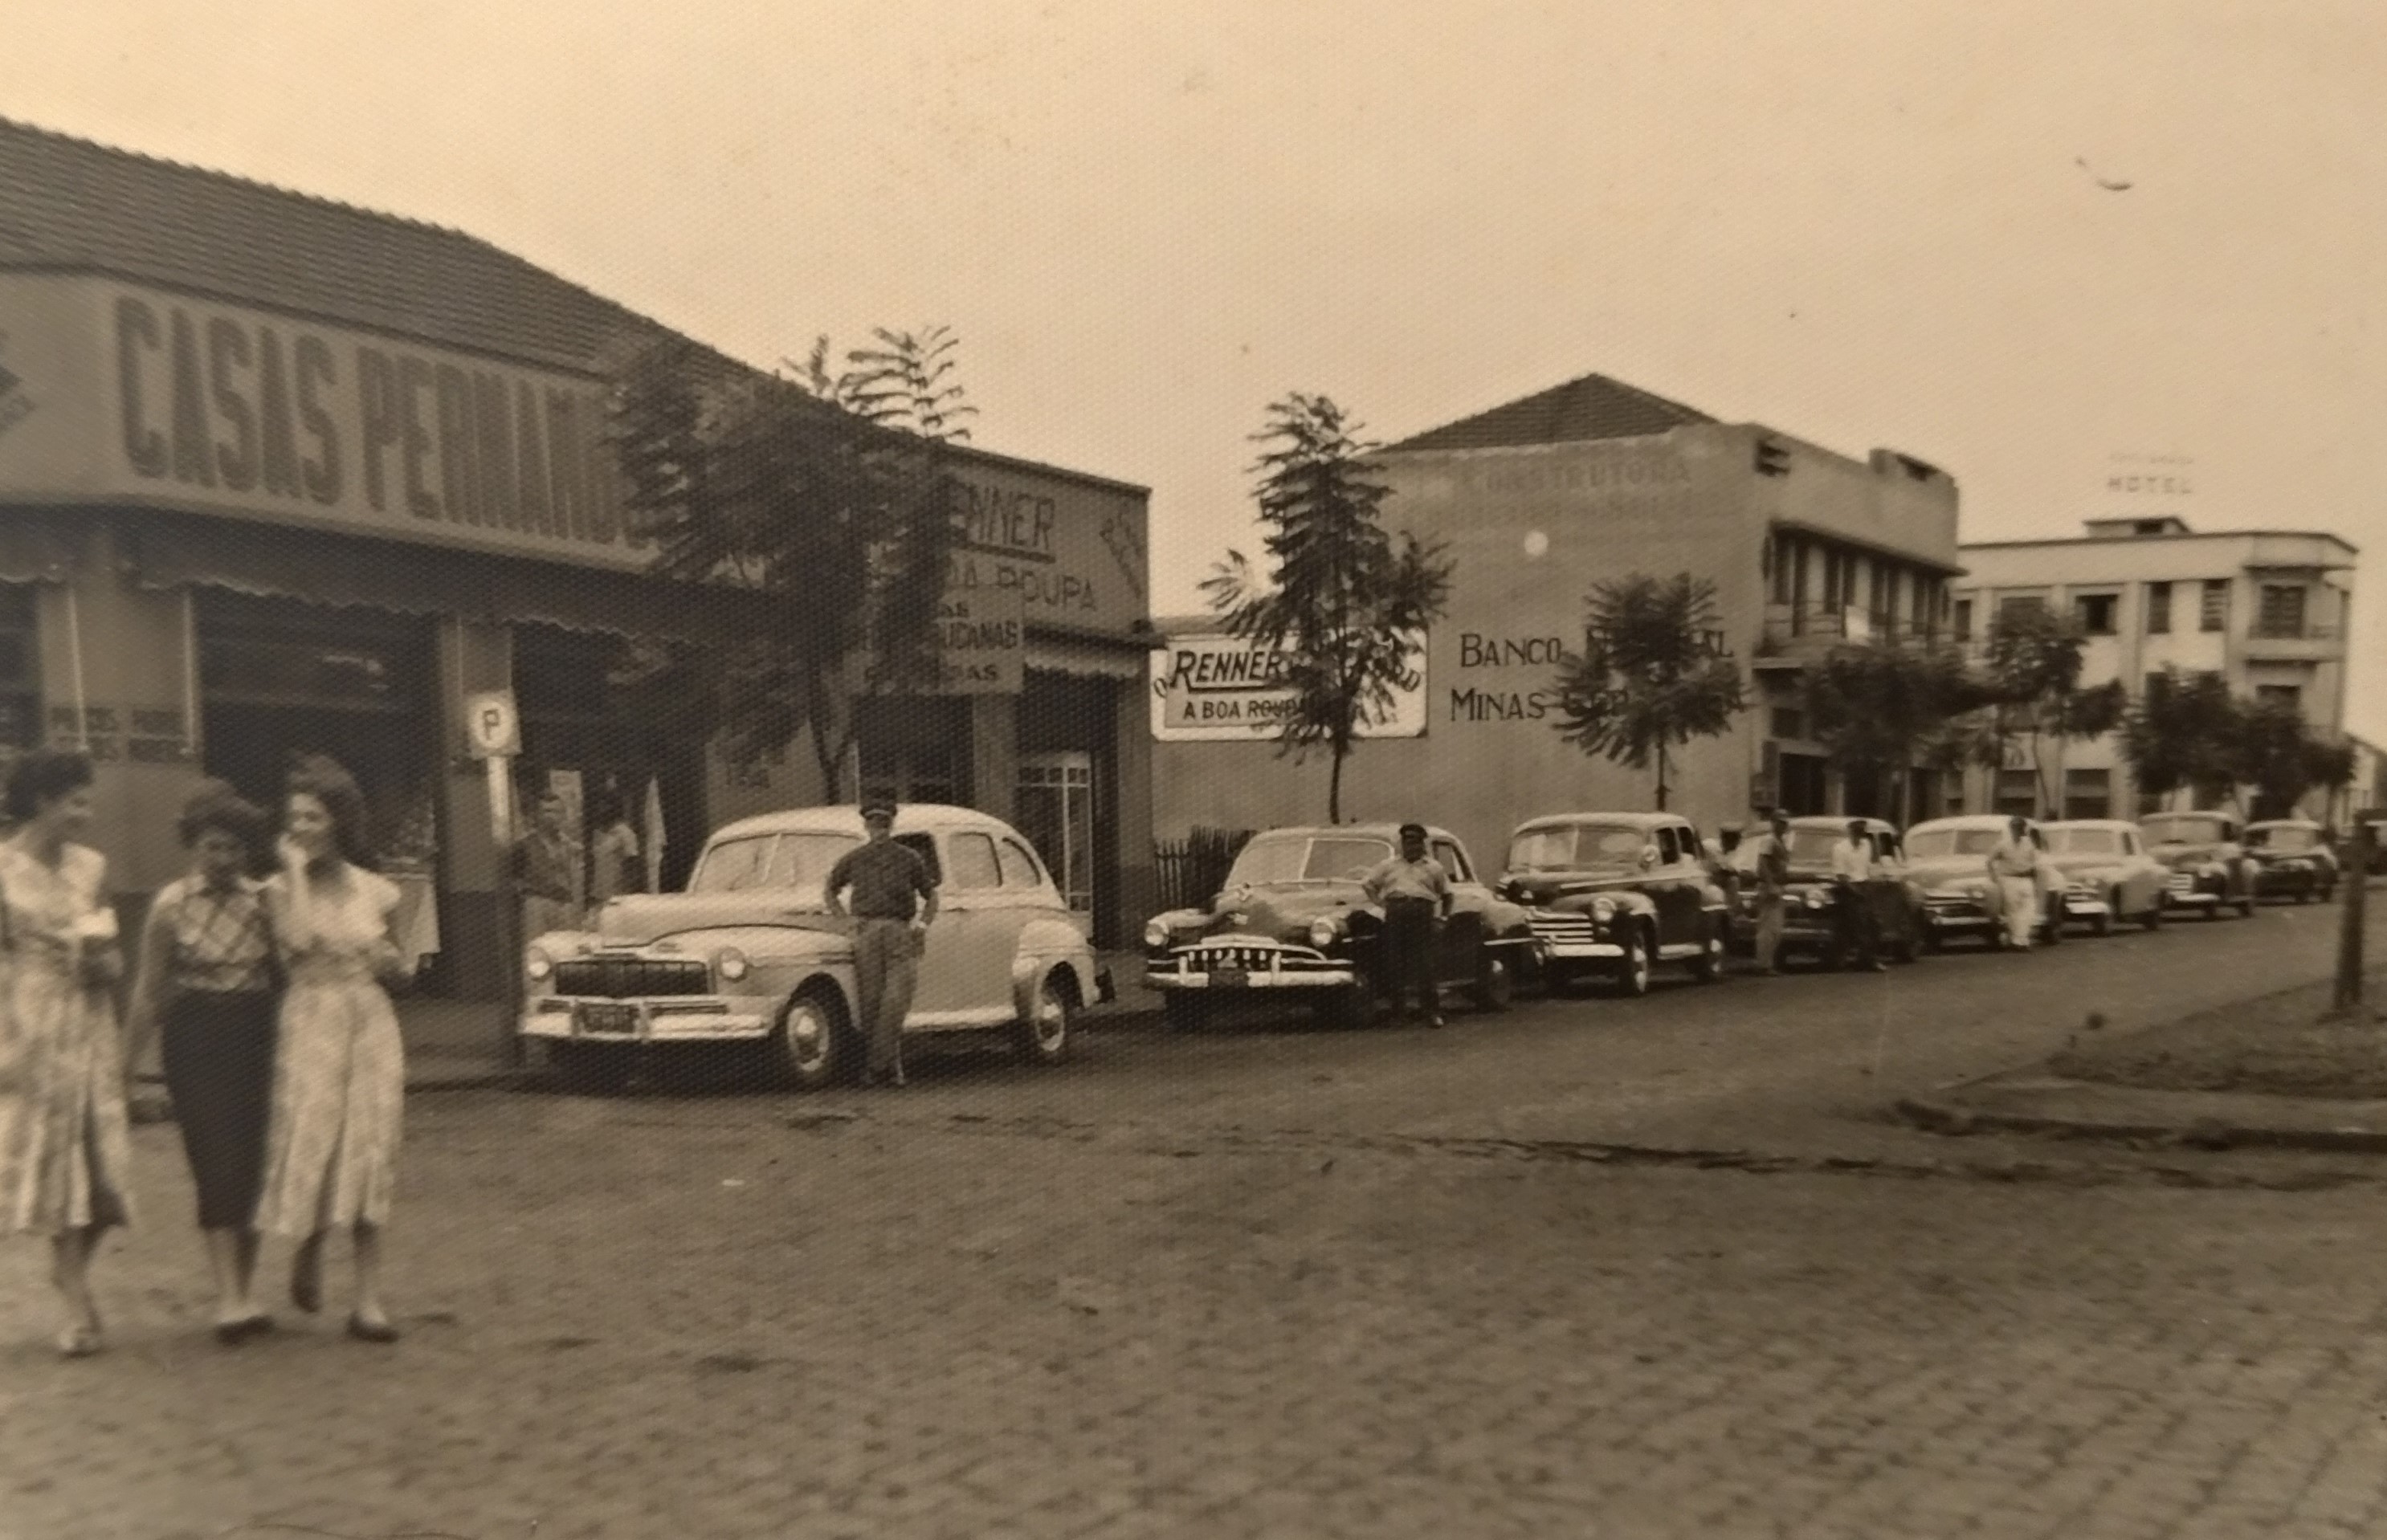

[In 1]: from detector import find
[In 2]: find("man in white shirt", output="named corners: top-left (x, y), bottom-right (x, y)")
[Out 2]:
top-left (1828, 820), bottom-right (1886, 972)
top-left (1986, 815), bottom-right (2042, 951)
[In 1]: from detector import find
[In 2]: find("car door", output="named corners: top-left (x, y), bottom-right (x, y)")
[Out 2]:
top-left (1430, 836), bottom-right (1487, 984)
top-left (1649, 824), bottom-right (1704, 953)
top-left (908, 829), bottom-right (1006, 1024)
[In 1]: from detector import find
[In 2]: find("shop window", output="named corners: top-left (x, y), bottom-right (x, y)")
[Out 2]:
top-left (2200, 580), bottom-right (2230, 633)
top-left (2256, 684), bottom-right (2302, 711)
top-left (1952, 599), bottom-right (1973, 642)
top-left (1994, 769), bottom-right (2038, 817)
top-left (1777, 753), bottom-right (1828, 817)
top-left (2255, 585), bottom-right (2307, 639)
top-left (2064, 768), bottom-right (2112, 821)
top-left (2074, 593), bottom-right (2117, 636)
top-left (2145, 582), bottom-right (2172, 634)
top-left (945, 831), bottom-right (1002, 890)
top-left (1997, 595), bottom-right (2047, 625)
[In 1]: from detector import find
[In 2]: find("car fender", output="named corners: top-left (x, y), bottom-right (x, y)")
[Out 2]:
top-left (1010, 915), bottom-right (1099, 1018)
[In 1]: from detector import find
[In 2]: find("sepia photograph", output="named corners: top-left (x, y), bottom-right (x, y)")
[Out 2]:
top-left (0, 3), bottom-right (2382, 1536)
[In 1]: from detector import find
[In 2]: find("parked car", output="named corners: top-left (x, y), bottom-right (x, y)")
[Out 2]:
top-left (1901, 815), bottom-right (2067, 949)
top-left (1140, 823), bottom-right (1540, 1029)
top-left (520, 805), bottom-right (1108, 1090)
top-left (1497, 812), bottom-right (1732, 995)
top-left (1720, 816), bottom-right (1927, 968)
top-left (2138, 810), bottom-right (2257, 919)
top-left (2037, 820), bottom-right (2169, 934)
top-left (2244, 819), bottom-right (2339, 902)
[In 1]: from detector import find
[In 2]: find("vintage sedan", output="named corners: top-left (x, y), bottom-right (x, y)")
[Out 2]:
top-left (1902, 815), bottom-right (2067, 949)
top-left (2038, 820), bottom-right (2168, 934)
top-left (2139, 810), bottom-right (2257, 919)
top-left (1141, 824), bottom-right (1540, 1029)
top-left (1721, 817), bottom-right (1927, 968)
top-left (1500, 812), bottom-right (1732, 995)
top-left (2244, 819), bottom-right (2340, 903)
top-left (519, 805), bottom-right (1108, 1090)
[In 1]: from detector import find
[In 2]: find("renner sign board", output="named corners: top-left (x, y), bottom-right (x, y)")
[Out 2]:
top-left (1150, 630), bottom-right (1427, 742)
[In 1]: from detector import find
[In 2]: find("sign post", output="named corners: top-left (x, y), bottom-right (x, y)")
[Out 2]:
top-left (2332, 814), bottom-right (2372, 1019)
top-left (464, 689), bottom-right (524, 1064)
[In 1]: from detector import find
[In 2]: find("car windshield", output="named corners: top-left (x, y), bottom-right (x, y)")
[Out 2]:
top-left (1227, 834), bottom-right (1396, 886)
top-left (2045, 828), bottom-right (2124, 855)
top-left (688, 831), bottom-right (860, 893)
top-left (1508, 824), bottom-right (1650, 874)
top-left (1726, 827), bottom-right (1843, 870)
top-left (2249, 825), bottom-right (2321, 852)
top-left (2143, 815), bottom-right (2227, 845)
top-left (1906, 828), bottom-right (2001, 858)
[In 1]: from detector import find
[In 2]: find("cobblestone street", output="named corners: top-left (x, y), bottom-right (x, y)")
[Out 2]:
top-left (8, 905), bottom-right (2387, 1539)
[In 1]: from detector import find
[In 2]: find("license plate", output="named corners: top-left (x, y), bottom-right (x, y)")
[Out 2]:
top-left (579, 1003), bottom-right (638, 1034)
top-left (1209, 967), bottom-right (1250, 989)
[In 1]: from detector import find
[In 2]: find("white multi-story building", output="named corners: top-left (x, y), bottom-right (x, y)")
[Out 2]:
top-left (1952, 517), bottom-right (2357, 822)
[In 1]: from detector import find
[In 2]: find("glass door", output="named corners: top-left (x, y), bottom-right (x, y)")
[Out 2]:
top-left (1018, 750), bottom-right (1095, 921)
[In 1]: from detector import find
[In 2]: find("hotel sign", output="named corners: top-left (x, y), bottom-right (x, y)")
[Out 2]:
top-left (1150, 629), bottom-right (1426, 742)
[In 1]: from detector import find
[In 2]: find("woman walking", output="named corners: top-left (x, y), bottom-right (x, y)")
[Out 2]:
top-left (252, 756), bottom-right (409, 1343)
top-left (0, 749), bottom-right (135, 1357)
top-left (124, 783), bottom-right (280, 1344)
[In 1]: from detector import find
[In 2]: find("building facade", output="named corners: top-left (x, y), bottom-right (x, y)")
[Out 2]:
top-left (1151, 374), bottom-right (1961, 874)
top-left (1952, 517), bottom-right (2357, 822)
top-left (0, 118), bottom-right (1154, 992)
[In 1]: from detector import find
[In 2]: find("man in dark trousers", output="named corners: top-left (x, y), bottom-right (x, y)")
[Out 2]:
top-left (1362, 822), bottom-right (1452, 1028)
top-left (823, 802), bottom-right (940, 1087)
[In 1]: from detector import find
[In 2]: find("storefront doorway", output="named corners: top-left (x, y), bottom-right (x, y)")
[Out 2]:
top-left (1018, 750), bottom-right (1095, 922)
top-left (514, 625), bottom-right (708, 894)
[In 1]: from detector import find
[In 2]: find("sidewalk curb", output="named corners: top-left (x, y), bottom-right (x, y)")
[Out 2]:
top-left (1895, 1086), bottom-right (2387, 1155)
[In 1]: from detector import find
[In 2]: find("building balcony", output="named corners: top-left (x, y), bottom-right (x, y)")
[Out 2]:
top-left (1754, 605), bottom-right (1949, 668)
top-left (2242, 625), bottom-right (2342, 662)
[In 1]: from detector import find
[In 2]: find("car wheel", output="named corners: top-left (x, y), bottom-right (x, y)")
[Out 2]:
top-left (2237, 894), bottom-right (2257, 919)
top-left (1161, 992), bottom-right (1210, 1033)
top-left (1893, 915), bottom-right (1920, 964)
top-left (2092, 896), bottom-right (2114, 938)
top-left (1611, 927), bottom-right (1652, 998)
top-left (771, 987), bottom-right (847, 1091)
top-left (1470, 952), bottom-right (1516, 1012)
top-left (1014, 970), bottom-right (1074, 1065)
top-left (1689, 921), bottom-right (1725, 983)
top-left (549, 1040), bottom-right (633, 1095)
top-left (2140, 901), bottom-right (2162, 931)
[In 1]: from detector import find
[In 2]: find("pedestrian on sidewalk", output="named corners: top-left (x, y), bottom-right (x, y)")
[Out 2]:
top-left (586, 792), bottom-right (643, 909)
top-left (124, 782), bottom-right (282, 1345)
top-left (1988, 815), bottom-right (2042, 951)
top-left (511, 787), bottom-right (585, 937)
top-left (0, 748), bottom-right (136, 1358)
top-left (1747, 809), bottom-right (1793, 975)
top-left (823, 802), bottom-right (938, 1087)
top-left (1828, 819), bottom-right (1887, 972)
top-left (253, 756), bottom-right (410, 1344)
top-left (1362, 823), bottom-right (1451, 1028)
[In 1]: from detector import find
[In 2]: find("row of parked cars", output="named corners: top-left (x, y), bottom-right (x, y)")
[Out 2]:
top-left (1138, 808), bottom-right (2344, 1029)
top-left (508, 801), bottom-right (2344, 1091)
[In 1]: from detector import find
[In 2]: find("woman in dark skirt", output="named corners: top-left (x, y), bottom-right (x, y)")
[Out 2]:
top-left (125, 782), bottom-right (280, 1344)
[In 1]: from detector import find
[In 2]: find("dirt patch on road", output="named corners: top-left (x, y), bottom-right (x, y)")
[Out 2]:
top-left (2050, 969), bottom-right (2387, 1098)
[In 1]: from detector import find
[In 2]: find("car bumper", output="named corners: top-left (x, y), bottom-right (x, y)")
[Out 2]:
top-left (2059, 896), bottom-right (2111, 921)
top-left (1147, 967), bottom-right (1359, 991)
top-left (519, 998), bottom-right (773, 1044)
top-left (2161, 889), bottom-right (2224, 909)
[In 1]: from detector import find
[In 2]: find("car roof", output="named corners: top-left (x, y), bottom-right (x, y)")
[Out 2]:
top-left (2246, 818), bottom-right (2321, 829)
top-left (1908, 814), bottom-right (2030, 832)
top-left (1784, 815), bottom-right (1895, 832)
top-left (707, 803), bottom-right (1003, 842)
top-left (1512, 812), bottom-right (1687, 833)
top-left (2141, 809), bottom-right (2235, 820)
top-left (1249, 824), bottom-right (1457, 842)
top-left (2041, 819), bottom-right (2137, 831)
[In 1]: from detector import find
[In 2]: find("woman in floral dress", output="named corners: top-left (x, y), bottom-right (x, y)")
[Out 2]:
top-left (0, 749), bottom-right (135, 1357)
top-left (251, 756), bottom-right (409, 1343)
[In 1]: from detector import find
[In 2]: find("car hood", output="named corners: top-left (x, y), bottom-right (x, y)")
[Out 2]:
top-left (597, 891), bottom-right (850, 947)
top-left (2147, 841), bottom-right (2229, 868)
top-left (2042, 851), bottom-right (2132, 876)
top-left (1202, 882), bottom-right (1373, 938)
top-left (1504, 870), bottom-right (1649, 906)
top-left (1903, 854), bottom-right (1998, 887)
top-left (2246, 845), bottom-right (2325, 863)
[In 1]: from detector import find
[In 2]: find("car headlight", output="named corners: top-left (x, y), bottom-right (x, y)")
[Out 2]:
top-left (524, 945), bottom-right (553, 983)
top-left (715, 947), bottom-right (750, 984)
top-left (1144, 919), bottom-right (1172, 949)
top-left (1802, 889), bottom-right (1830, 910)
top-left (1589, 896), bottom-right (1618, 921)
top-left (1307, 915), bottom-right (1340, 948)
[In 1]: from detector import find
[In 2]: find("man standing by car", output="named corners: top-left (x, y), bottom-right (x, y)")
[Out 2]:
top-left (823, 802), bottom-right (940, 1087)
top-left (1362, 823), bottom-right (1451, 1028)
top-left (1830, 819), bottom-right (1887, 972)
top-left (1746, 808), bottom-right (1793, 975)
top-left (511, 787), bottom-right (586, 938)
top-left (1988, 815), bottom-right (2041, 951)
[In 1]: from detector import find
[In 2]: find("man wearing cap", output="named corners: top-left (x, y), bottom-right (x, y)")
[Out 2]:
top-left (824, 802), bottom-right (940, 1086)
top-left (1361, 823), bottom-right (1452, 1028)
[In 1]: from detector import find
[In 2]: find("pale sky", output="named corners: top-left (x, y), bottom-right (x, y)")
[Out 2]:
top-left (7, 1), bottom-right (2382, 735)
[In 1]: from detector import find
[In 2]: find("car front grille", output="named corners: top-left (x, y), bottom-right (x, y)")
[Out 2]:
top-left (1924, 894), bottom-right (1988, 919)
top-left (1528, 913), bottom-right (1599, 944)
top-left (553, 957), bottom-right (713, 998)
top-left (2165, 872), bottom-right (2197, 895)
top-left (1167, 942), bottom-right (1340, 974)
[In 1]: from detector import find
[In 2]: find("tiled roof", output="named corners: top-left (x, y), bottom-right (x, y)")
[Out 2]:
top-left (1384, 372), bottom-right (1716, 453)
top-left (0, 115), bottom-right (675, 372)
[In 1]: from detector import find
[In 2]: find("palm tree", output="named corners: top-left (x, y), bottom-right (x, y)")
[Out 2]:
top-left (1547, 574), bottom-right (1747, 812)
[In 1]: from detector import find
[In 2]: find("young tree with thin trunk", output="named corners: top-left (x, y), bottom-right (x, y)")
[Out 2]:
top-left (1547, 574), bottom-right (1747, 812)
top-left (1979, 605), bottom-right (2126, 814)
top-left (1803, 641), bottom-right (1997, 826)
top-left (1202, 394), bottom-right (1453, 825)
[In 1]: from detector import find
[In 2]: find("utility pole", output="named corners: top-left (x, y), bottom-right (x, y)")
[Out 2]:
top-left (2332, 815), bottom-right (2371, 1018)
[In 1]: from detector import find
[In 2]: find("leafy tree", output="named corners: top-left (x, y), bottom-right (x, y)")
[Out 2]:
top-left (1977, 605), bottom-right (2126, 813)
top-left (2120, 669), bottom-right (2244, 809)
top-left (609, 326), bottom-right (974, 801)
top-left (2234, 697), bottom-right (2354, 821)
top-left (1202, 394), bottom-right (1453, 823)
top-left (1803, 642), bottom-right (1997, 825)
top-left (1547, 574), bottom-right (1748, 812)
